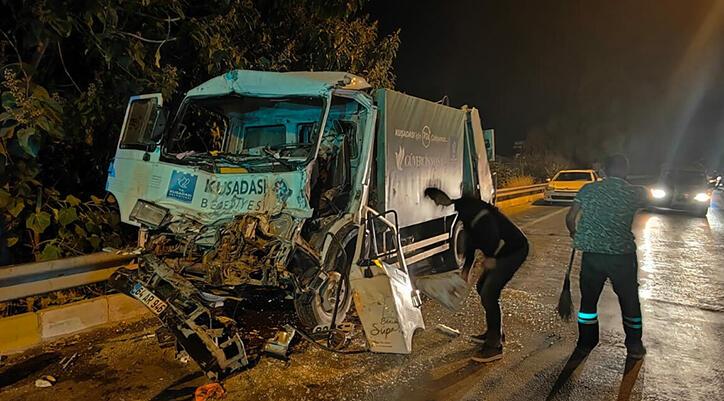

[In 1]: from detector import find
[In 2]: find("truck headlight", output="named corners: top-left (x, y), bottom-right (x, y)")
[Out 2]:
top-left (650, 188), bottom-right (666, 199)
top-left (130, 200), bottom-right (170, 228)
top-left (694, 192), bottom-right (710, 202)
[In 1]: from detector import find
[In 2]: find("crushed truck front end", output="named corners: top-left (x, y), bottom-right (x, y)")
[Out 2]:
top-left (106, 70), bottom-right (377, 379)
top-left (105, 70), bottom-right (495, 379)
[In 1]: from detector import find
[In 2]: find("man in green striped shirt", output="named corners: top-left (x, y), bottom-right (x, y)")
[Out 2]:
top-left (565, 155), bottom-right (647, 359)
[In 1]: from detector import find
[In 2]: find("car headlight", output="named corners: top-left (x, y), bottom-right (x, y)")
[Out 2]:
top-left (650, 188), bottom-right (666, 199)
top-left (130, 199), bottom-right (170, 228)
top-left (694, 192), bottom-right (710, 202)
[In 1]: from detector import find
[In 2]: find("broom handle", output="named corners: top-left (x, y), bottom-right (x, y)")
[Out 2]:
top-left (566, 248), bottom-right (576, 275)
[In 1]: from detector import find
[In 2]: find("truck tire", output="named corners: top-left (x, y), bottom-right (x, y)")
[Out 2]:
top-left (440, 220), bottom-right (466, 271)
top-left (294, 225), bottom-right (357, 331)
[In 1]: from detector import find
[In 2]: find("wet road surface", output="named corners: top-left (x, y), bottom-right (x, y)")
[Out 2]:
top-left (1, 192), bottom-right (722, 401)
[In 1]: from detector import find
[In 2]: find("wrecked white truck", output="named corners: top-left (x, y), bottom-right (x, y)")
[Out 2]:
top-left (107, 70), bottom-right (494, 378)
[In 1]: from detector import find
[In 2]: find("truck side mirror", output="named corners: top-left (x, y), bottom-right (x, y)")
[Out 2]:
top-left (141, 107), bottom-right (166, 154)
top-left (118, 93), bottom-right (164, 150)
top-left (151, 108), bottom-right (167, 143)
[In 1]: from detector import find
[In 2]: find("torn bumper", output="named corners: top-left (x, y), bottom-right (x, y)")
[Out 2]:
top-left (109, 255), bottom-right (250, 379)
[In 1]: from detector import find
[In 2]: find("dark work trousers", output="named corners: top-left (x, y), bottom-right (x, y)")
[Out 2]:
top-left (577, 252), bottom-right (643, 353)
top-left (475, 243), bottom-right (529, 348)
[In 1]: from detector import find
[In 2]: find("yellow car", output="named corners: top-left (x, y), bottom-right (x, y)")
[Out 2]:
top-left (544, 169), bottom-right (599, 203)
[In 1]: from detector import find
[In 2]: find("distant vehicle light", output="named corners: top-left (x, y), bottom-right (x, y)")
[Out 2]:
top-left (694, 192), bottom-right (710, 202)
top-left (651, 188), bottom-right (667, 199)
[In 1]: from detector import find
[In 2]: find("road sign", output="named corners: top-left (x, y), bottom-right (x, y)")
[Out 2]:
top-left (483, 129), bottom-right (495, 161)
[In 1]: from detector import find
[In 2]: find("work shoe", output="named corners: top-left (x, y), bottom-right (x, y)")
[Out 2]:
top-left (471, 345), bottom-right (504, 363)
top-left (470, 331), bottom-right (506, 345)
top-left (627, 343), bottom-right (647, 360)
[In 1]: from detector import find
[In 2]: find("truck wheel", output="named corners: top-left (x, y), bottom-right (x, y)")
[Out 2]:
top-left (440, 220), bottom-right (466, 270)
top-left (294, 226), bottom-right (357, 331)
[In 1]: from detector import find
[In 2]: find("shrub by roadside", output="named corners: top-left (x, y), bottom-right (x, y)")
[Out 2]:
top-left (502, 175), bottom-right (535, 188)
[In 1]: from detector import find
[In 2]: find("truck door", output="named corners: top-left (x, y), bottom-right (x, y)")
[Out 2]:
top-left (466, 108), bottom-right (495, 203)
top-left (106, 94), bottom-right (166, 224)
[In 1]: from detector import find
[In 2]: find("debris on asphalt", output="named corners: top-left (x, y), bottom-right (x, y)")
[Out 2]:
top-left (194, 382), bottom-right (226, 401)
top-left (59, 352), bottom-right (77, 370)
top-left (155, 326), bottom-right (176, 348)
top-left (176, 350), bottom-right (191, 364)
top-left (436, 324), bottom-right (460, 337)
top-left (34, 375), bottom-right (57, 388)
top-left (263, 325), bottom-right (296, 359)
top-left (327, 329), bottom-right (352, 350)
top-left (337, 322), bottom-right (356, 333)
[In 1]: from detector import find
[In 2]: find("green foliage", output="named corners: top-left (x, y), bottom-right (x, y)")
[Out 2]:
top-left (0, 0), bottom-right (399, 263)
top-left (26, 211), bottom-right (51, 235)
top-left (502, 175), bottom-right (535, 189)
top-left (491, 154), bottom-right (571, 188)
top-left (491, 161), bottom-right (524, 188)
top-left (516, 153), bottom-right (572, 181)
top-left (3, 187), bottom-right (123, 261)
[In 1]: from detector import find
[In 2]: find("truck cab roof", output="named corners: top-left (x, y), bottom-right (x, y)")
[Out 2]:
top-left (186, 70), bottom-right (371, 99)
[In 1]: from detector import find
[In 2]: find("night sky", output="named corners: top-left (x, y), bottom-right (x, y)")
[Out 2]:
top-left (369, 0), bottom-right (724, 172)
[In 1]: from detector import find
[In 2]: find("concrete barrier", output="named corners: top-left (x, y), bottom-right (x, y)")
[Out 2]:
top-left (39, 297), bottom-right (110, 340)
top-left (0, 294), bottom-right (150, 354)
top-left (496, 193), bottom-right (544, 210)
top-left (0, 312), bottom-right (40, 354)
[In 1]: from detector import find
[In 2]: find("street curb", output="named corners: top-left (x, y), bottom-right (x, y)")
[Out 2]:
top-left (0, 312), bottom-right (40, 354)
top-left (0, 294), bottom-right (150, 354)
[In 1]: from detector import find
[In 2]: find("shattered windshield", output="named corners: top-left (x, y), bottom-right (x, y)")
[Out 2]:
top-left (165, 95), bottom-right (325, 169)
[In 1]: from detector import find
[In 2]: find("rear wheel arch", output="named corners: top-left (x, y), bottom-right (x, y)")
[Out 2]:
top-left (440, 219), bottom-right (466, 270)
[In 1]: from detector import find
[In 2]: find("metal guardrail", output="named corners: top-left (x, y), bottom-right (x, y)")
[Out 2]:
top-left (493, 175), bottom-right (656, 203)
top-left (0, 251), bottom-right (136, 302)
top-left (0, 183), bottom-right (555, 303)
top-left (495, 183), bottom-right (548, 202)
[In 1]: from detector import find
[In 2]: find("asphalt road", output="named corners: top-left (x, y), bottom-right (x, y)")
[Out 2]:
top-left (1, 192), bottom-right (722, 401)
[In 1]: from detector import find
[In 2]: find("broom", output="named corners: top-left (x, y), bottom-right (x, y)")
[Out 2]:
top-left (556, 248), bottom-right (577, 321)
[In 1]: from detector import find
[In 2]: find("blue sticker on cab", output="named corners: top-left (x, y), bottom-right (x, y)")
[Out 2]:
top-left (167, 170), bottom-right (198, 203)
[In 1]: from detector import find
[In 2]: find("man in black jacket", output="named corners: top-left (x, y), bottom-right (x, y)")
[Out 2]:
top-left (426, 188), bottom-right (529, 362)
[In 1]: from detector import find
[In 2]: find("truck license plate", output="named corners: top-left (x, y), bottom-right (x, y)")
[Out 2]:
top-left (130, 282), bottom-right (168, 315)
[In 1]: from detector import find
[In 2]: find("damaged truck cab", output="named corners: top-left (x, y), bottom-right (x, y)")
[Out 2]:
top-left (107, 70), bottom-right (493, 379)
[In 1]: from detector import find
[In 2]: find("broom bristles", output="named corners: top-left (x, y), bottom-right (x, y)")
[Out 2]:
top-left (556, 248), bottom-right (576, 321)
top-left (556, 276), bottom-right (573, 320)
